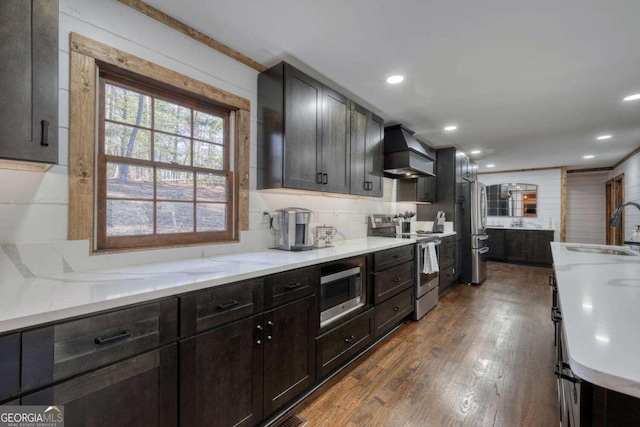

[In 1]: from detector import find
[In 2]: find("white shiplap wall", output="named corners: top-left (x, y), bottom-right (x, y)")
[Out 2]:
top-left (566, 171), bottom-right (607, 244)
top-left (478, 169), bottom-right (562, 232)
top-left (609, 151), bottom-right (640, 242)
top-left (0, 0), bottom-right (412, 278)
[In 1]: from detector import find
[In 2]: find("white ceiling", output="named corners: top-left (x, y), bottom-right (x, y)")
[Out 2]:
top-left (145, 0), bottom-right (640, 172)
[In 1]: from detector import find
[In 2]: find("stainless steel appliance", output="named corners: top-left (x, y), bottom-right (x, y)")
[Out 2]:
top-left (414, 238), bottom-right (440, 320)
top-left (468, 181), bottom-right (488, 284)
top-left (320, 264), bottom-right (364, 326)
top-left (368, 214), bottom-right (440, 320)
top-left (275, 208), bottom-right (313, 251)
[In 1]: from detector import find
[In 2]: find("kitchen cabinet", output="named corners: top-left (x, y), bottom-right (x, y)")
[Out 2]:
top-left (488, 229), bottom-right (554, 266)
top-left (316, 308), bottom-right (374, 378)
top-left (0, 0), bottom-right (58, 165)
top-left (439, 234), bottom-right (457, 295)
top-left (257, 61), bottom-right (383, 197)
top-left (22, 345), bottom-right (178, 427)
top-left (180, 273), bottom-right (317, 426)
top-left (397, 176), bottom-right (436, 203)
top-left (458, 152), bottom-right (477, 182)
top-left (350, 103), bottom-right (384, 197)
top-left (0, 333), bottom-right (20, 402)
top-left (372, 246), bottom-right (415, 338)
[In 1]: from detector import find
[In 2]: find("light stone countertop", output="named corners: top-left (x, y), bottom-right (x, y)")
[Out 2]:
top-left (551, 242), bottom-right (640, 399)
top-left (485, 225), bottom-right (556, 231)
top-left (0, 237), bottom-right (417, 334)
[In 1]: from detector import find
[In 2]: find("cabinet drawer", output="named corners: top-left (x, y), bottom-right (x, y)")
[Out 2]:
top-left (22, 345), bottom-right (178, 427)
top-left (22, 298), bottom-right (177, 392)
top-left (264, 267), bottom-right (316, 309)
top-left (180, 279), bottom-right (263, 337)
top-left (373, 261), bottom-right (414, 303)
top-left (316, 308), bottom-right (374, 378)
top-left (0, 333), bottom-right (20, 402)
top-left (373, 245), bottom-right (414, 272)
top-left (439, 264), bottom-right (456, 288)
top-left (374, 288), bottom-right (413, 338)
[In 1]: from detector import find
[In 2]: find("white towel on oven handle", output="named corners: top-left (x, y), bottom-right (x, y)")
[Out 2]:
top-left (422, 242), bottom-right (439, 274)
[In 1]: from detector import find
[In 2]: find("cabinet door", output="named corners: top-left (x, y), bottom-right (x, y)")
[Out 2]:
top-left (365, 112), bottom-right (384, 197)
top-left (504, 230), bottom-right (527, 262)
top-left (528, 231), bottom-right (554, 265)
top-left (321, 87), bottom-right (350, 193)
top-left (417, 176), bottom-right (436, 202)
top-left (22, 345), bottom-right (178, 427)
top-left (0, 333), bottom-right (20, 402)
top-left (263, 296), bottom-right (316, 417)
top-left (283, 65), bottom-right (322, 191)
top-left (180, 316), bottom-right (262, 427)
top-left (351, 105), bottom-right (383, 197)
top-left (487, 229), bottom-right (505, 260)
top-left (0, 0), bottom-right (58, 164)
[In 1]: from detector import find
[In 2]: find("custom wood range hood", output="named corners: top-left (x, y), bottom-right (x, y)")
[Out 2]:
top-left (383, 124), bottom-right (436, 179)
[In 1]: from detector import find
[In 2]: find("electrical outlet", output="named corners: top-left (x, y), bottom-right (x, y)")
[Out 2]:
top-left (261, 210), bottom-right (271, 225)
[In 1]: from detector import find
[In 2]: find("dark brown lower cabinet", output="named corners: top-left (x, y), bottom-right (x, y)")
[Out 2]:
top-left (180, 295), bottom-right (316, 426)
top-left (490, 229), bottom-right (554, 266)
top-left (374, 287), bottom-right (413, 338)
top-left (263, 295), bottom-right (316, 417)
top-left (0, 333), bottom-right (20, 402)
top-left (180, 316), bottom-right (262, 427)
top-left (504, 230), bottom-right (527, 262)
top-left (21, 345), bottom-right (177, 427)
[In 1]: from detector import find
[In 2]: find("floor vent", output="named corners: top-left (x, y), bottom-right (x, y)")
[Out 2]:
top-left (274, 414), bottom-right (309, 427)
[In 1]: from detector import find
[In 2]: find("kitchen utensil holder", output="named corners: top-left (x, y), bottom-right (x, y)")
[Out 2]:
top-left (401, 221), bottom-right (411, 234)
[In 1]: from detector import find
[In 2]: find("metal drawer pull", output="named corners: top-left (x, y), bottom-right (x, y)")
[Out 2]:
top-left (217, 300), bottom-right (240, 310)
top-left (40, 120), bottom-right (49, 146)
top-left (393, 306), bottom-right (401, 312)
top-left (95, 329), bottom-right (131, 345)
top-left (256, 325), bottom-right (263, 345)
top-left (267, 321), bottom-right (274, 340)
top-left (344, 335), bottom-right (356, 343)
top-left (393, 277), bottom-right (400, 282)
top-left (285, 282), bottom-right (302, 290)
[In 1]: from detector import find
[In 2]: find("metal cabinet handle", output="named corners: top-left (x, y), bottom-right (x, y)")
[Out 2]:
top-left (285, 282), bottom-right (302, 290)
top-left (393, 306), bottom-right (401, 312)
top-left (267, 320), bottom-right (274, 340)
top-left (217, 300), bottom-right (239, 310)
top-left (256, 325), bottom-right (263, 345)
top-left (551, 307), bottom-right (562, 323)
top-left (323, 174), bottom-right (328, 184)
top-left (393, 277), bottom-right (400, 282)
top-left (317, 173), bottom-right (323, 184)
top-left (344, 335), bottom-right (356, 343)
top-left (40, 120), bottom-right (49, 147)
top-left (95, 329), bottom-right (131, 345)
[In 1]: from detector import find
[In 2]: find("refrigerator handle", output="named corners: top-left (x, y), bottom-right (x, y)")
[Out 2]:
top-left (479, 247), bottom-right (490, 254)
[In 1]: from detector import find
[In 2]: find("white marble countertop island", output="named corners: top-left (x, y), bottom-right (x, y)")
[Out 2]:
top-left (551, 242), bottom-right (640, 399)
top-left (0, 237), bottom-right (416, 334)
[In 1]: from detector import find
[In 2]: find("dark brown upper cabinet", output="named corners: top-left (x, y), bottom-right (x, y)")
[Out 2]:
top-left (0, 0), bottom-right (58, 165)
top-left (350, 103), bottom-right (384, 197)
top-left (257, 62), bottom-right (383, 197)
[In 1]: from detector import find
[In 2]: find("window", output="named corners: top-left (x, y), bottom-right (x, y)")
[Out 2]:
top-left (96, 73), bottom-right (234, 250)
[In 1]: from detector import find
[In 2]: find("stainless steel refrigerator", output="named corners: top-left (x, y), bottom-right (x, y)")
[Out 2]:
top-left (462, 181), bottom-right (488, 284)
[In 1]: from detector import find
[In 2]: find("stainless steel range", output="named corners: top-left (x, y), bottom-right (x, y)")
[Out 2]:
top-left (368, 214), bottom-right (440, 320)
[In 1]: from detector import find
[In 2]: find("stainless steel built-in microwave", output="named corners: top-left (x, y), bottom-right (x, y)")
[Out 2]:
top-left (320, 266), bottom-right (363, 326)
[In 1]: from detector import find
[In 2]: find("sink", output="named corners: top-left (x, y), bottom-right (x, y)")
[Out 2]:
top-left (566, 246), bottom-right (637, 256)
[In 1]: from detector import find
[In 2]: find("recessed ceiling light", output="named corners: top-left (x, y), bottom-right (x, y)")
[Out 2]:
top-left (386, 75), bottom-right (404, 84)
top-left (623, 93), bottom-right (640, 101)
top-left (487, 164), bottom-right (495, 168)
top-left (596, 135), bottom-right (612, 140)
top-left (583, 155), bottom-right (595, 159)
top-left (444, 125), bottom-right (458, 131)
top-left (471, 150), bottom-right (481, 154)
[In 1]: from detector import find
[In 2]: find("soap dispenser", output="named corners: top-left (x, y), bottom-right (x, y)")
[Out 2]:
top-left (632, 225), bottom-right (640, 242)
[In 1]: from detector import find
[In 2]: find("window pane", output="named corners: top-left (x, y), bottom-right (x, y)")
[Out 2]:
top-left (154, 133), bottom-right (191, 165)
top-left (196, 203), bottom-right (226, 232)
top-left (104, 84), bottom-right (151, 128)
top-left (104, 123), bottom-right (151, 160)
top-left (197, 173), bottom-right (226, 202)
top-left (157, 202), bottom-right (194, 234)
top-left (194, 111), bottom-right (224, 143)
top-left (106, 200), bottom-right (153, 236)
top-left (157, 169), bottom-right (194, 201)
top-left (154, 99), bottom-right (191, 136)
top-left (193, 141), bottom-right (223, 169)
top-left (106, 163), bottom-right (154, 199)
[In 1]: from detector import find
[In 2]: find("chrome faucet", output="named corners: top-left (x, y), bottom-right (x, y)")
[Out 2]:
top-left (610, 202), bottom-right (640, 226)
top-left (511, 217), bottom-right (523, 227)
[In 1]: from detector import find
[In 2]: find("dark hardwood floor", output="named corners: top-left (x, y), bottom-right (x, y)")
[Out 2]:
top-left (294, 262), bottom-right (559, 426)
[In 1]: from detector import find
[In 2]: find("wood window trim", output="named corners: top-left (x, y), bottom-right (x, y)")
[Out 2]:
top-left (69, 33), bottom-right (250, 252)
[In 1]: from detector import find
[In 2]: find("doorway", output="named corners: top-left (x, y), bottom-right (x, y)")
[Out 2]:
top-left (606, 173), bottom-right (624, 245)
